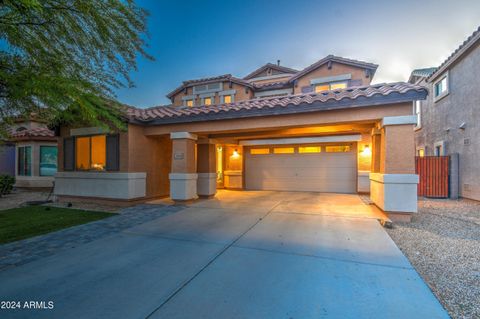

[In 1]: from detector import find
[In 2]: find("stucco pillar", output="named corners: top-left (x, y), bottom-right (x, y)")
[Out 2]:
top-left (197, 138), bottom-right (217, 198)
top-left (169, 132), bottom-right (198, 201)
top-left (369, 116), bottom-right (419, 218)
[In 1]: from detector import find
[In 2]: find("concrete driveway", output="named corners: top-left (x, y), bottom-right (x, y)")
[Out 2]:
top-left (0, 191), bottom-right (448, 319)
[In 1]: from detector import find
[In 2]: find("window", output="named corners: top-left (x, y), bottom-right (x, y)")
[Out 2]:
top-left (325, 145), bottom-right (351, 152)
top-left (434, 141), bottom-right (445, 156)
top-left (435, 145), bottom-right (442, 156)
top-left (223, 95), bottom-right (232, 104)
top-left (414, 100), bottom-right (421, 129)
top-left (76, 135), bottom-right (106, 170)
top-left (250, 148), bottom-right (270, 155)
top-left (417, 148), bottom-right (425, 157)
top-left (39, 146), bottom-right (58, 176)
top-left (314, 81), bottom-right (348, 93)
top-left (314, 84), bottom-right (330, 93)
top-left (186, 99), bottom-right (193, 107)
top-left (434, 74), bottom-right (449, 100)
top-left (330, 82), bottom-right (348, 90)
top-left (298, 146), bottom-right (321, 153)
top-left (17, 146), bottom-right (32, 176)
top-left (273, 147), bottom-right (294, 154)
top-left (203, 97), bottom-right (212, 106)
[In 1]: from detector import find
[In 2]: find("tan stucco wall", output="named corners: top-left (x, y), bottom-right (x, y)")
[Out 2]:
top-left (249, 75), bottom-right (292, 85)
top-left (381, 124), bottom-right (416, 174)
top-left (127, 124), bottom-right (171, 197)
top-left (358, 133), bottom-right (372, 171)
top-left (294, 62), bottom-right (373, 94)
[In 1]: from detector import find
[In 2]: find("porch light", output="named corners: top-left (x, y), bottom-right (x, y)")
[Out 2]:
top-left (360, 145), bottom-right (371, 156)
top-left (232, 149), bottom-right (240, 158)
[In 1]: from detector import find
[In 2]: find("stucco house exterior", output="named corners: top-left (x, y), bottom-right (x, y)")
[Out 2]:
top-left (410, 26), bottom-right (480, 201)
top-left (8, 119), bottom-right (58, 188)
top-left (53, 55), bottom-right (427, 221)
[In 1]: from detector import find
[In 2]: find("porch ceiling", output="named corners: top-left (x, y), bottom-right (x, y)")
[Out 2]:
top-left (207, 123), bottom-right (374, 143)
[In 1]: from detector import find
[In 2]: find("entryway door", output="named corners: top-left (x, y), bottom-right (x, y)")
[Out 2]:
top-left (244, 143), bottom-right (357, 193)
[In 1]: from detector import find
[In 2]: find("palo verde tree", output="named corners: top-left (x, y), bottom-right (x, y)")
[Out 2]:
top-left (0, 0), bottom-right (152, 136)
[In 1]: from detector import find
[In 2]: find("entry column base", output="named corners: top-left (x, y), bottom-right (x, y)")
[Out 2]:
top-left (169, 173), bottom-right (198, 201)
top-left (197, 173), bottom-right (217, 197)
top-left (369, 173), bottom-right (419, 213)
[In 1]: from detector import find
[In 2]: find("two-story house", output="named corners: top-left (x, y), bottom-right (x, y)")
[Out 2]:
top-left (54, 54), bottom-right (427, 221)
top-left (409, 26), bottom-right (480, 201)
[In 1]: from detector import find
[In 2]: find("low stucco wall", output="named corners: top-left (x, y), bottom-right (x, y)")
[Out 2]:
top-left (54, 172), bottom-right (146, 200)
top-left (16, 176), bottom-right (55, 188)
top-left (370, 173), bottom-right (418, 213)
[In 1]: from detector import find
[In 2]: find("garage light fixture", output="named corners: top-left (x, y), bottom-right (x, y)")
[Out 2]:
top-left (360, 145), bottom-right (371, 156)
top-left (231, 149), bottom-right (240, 159)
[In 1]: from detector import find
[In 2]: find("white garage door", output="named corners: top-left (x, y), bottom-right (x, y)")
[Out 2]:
top-left (245, 143), bottom-right (357, 193)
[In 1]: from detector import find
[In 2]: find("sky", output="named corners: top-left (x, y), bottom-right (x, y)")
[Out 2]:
top-left (115, 0), bottom-right (480, 108)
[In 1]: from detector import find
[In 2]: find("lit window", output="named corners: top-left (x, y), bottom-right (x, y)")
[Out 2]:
top-left (17, 146), bottom-right (32, 176)
top-left (39, 146), bottom-right (58, 176)
top-left (315, 81), bottom-right (348, 92)
top-left (314, 84), bottom-right (330, 93)
top-left (186, 99), bottom-right (193, 107)
top-left (298, 146), bottom-right (321, 153)
top-left (417, 149), bottom-right (425, 157)
top-left (250, 148), bottom-right (270, 155)
top-left (204, 97), bottom-right (212, 105)
top-left (223, 95), bottom-right (232, 104)
top-left (273, 147), bottom-right (294, 154)
top-left (326, 145), bottom-right (351, 152)
top-left (434, 74), bottom-right (448, 99)
top-left (76, 135), bottom-right (106, 170)
top-left (330, 82), bottom-right (347, 90)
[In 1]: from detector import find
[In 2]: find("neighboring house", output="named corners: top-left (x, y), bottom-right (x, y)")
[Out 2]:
top-left (9, 119), bottom-right (58, 188)
top-left (409, 26), bottom-right (480, 201)
top-left (54, 54), bottom-right (427, 221)
top-left (0, 142), bottom-right (15, 176)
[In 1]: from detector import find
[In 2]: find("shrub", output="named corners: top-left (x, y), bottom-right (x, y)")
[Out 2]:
top-left (0, 174), bottom-right (15, 194)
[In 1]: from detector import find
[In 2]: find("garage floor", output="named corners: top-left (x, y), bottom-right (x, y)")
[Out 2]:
top-left (0, 191), bottom-right (448, 319)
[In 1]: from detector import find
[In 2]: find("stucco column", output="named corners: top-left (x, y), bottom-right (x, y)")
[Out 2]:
top-left (169, 132), bottom-right (198, 201)
top-left (369, 116), bottom-right (419, 218)
top-left (197, 138), bottom-right (217, 198)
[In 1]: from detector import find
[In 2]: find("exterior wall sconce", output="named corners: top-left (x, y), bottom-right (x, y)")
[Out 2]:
top-left (231, 148), bottom-right (240, 159)
top-left (360, 145), bottom-right (371, 156)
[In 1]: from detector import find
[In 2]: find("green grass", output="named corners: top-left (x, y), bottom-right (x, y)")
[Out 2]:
top-left (0, 206), bottom-right (116, 244)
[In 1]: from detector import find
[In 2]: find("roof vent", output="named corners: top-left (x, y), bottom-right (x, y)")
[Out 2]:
top-left (277, 60), bottom-right (280, 66)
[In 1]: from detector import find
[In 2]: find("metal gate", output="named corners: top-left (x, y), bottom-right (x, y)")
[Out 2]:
top-left (415, 156), bottom-right (449, 198)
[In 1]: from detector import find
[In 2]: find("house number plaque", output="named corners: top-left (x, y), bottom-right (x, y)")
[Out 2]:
top-left (174, 152), bottom-right (184, 160)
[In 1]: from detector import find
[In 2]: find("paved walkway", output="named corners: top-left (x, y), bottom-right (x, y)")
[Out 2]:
top-left (0, 191), bottom-right (448, 318)
top-left (0, 205), bottom-right (182, 270)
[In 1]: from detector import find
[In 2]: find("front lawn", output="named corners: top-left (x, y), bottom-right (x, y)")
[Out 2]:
top-left (0, 206), bottom-right (116, 244)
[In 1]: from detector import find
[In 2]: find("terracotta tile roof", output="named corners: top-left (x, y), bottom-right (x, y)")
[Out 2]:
top-left (166, 74), bottom-right (253, 98)
top-left (9, 127), bottom-right (56, 141)
top-left (408, 67), bottom-right (438, 83)
top-left (127, 82), bottom-right (427, 124)
top-left (243, 63), bottom-right (299, 80)
top-left (428, 25), bottom-right (480, 81)
top-left (289, 55), bottom-right (379, 82)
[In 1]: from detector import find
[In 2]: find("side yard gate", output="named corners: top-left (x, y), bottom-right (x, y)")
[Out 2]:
top-left (415, 156), bottom-right (449, 198)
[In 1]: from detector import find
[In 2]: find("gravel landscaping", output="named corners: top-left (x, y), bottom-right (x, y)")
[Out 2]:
top-left (387, 198), bottom-right (480, 319)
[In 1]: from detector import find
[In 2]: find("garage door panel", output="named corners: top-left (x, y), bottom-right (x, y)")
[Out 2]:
top-left (246, 167), bottom-right (356, 180)
top-left (245, 144), bottom-right (357, 193)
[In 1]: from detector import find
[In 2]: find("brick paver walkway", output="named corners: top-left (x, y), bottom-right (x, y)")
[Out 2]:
top-left (0, 204), bottom-right (183, 271)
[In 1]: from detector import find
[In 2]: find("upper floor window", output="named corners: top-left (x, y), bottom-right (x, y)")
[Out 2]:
top-left (314, 81), bottom-right (347, 93)
top-left (193, 82), bottom-right (222, 94)
top-left (223, 95), bottom-right (232, 104)
top-left (185, 99), bottom-right (193, 107)
top-left (414, 100), bottom-right (421, 129)
top-left (18, 146), bottom-right (32, 176)
top-left (203, 97), bottom-right (212, 106)
top-left (434, 73), bottom-right (449, 101)
top-left (76, 135), bottom-right (106, 171)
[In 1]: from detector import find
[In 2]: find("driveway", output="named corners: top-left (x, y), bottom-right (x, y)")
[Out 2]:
top-left (0, 191), bottom-right (448, 319)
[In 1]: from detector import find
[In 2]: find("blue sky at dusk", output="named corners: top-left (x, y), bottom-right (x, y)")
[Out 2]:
top-left (115, 0), bottom-right (480, 107)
